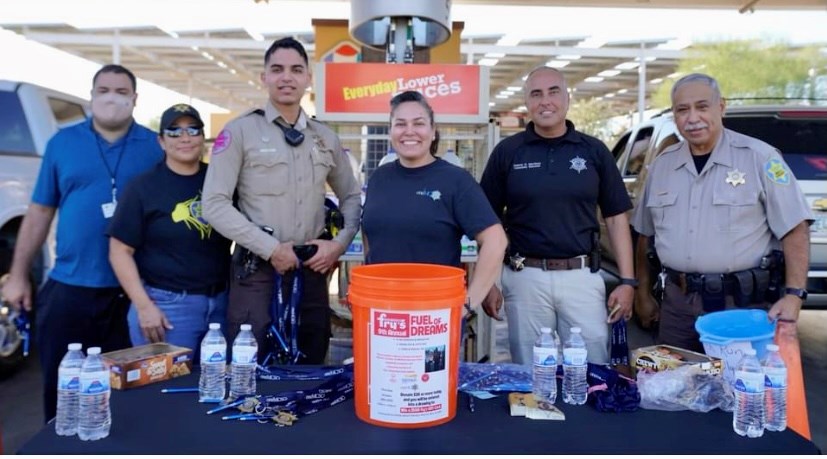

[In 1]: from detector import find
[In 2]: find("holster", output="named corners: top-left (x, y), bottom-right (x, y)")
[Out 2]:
top-left (701, 275), bottom-right (726, 312)
top-left (233, 246), bottom-right (263, 280)
top-left (589, 232), bottom-right (601, 273)
top-left (732, 270), bottom-right (754, 307)
top-left (764, 250), bottom-right (785, 303)
top-left (749, 268), bottom-right (770, 304)
top-left (233, 225), bottom-right (274, 280)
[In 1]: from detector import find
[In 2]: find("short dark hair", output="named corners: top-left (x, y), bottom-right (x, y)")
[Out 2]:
top-left (389, 90), bottom-right (440, 156)
top-left (264, 37), bottom-right (309, 66)
top-left (92, 64), bottom-right (137, 92)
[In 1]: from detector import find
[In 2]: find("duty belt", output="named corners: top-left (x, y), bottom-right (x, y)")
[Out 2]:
top-left (663, 266), bottom-right (769, 311)
top-left (516, 255), bottom-right (589, 271)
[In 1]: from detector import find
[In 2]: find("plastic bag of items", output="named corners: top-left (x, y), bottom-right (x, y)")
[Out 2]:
top-left (637, 365), bottom-right (734, 412)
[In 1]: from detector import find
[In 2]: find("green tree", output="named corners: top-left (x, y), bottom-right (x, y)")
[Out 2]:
top-left (147, 116), bottom-right (161, 133)
top-left (651, 39), bottom-right (826, 108)
top-left (568, 96), bottom-right (623, 145)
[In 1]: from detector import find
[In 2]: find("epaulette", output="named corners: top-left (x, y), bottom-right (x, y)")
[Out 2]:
top-left (243, 108), bottom-right (265, 117)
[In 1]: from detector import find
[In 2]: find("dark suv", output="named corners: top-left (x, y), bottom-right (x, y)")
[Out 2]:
top-left (602, 105), bottom-right (827, 307)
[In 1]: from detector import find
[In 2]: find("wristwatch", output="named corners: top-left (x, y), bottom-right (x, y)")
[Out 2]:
top-left (619, 278), bottom-right (639, 288)
top-left (784, 287), bottom-right (808, 300)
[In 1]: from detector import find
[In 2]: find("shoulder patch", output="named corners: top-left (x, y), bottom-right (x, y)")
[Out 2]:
top-left (212, 129), bottom-right (232, 156)
top-left (764, 158), bottom-right (790, 185)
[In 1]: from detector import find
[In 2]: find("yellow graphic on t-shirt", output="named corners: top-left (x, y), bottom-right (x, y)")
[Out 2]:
top-left (171, 197), bottom-right (212, 239)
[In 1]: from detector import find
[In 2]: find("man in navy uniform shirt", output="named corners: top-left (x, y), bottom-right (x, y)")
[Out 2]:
top-left (480, 66), bottom-right (636, 365)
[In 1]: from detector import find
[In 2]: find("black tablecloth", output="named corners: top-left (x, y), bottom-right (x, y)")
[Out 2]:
top-left (18, 372), bottom-right (821, 455)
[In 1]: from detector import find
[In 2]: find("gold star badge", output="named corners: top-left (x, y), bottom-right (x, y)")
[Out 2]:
top-left (725, 169), bottom-right (746, 187)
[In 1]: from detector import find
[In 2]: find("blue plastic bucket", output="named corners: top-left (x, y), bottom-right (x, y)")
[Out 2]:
top-left (695, 309), bottom-right (776, 384)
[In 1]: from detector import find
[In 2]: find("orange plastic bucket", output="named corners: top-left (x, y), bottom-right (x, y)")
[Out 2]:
top-left (349, 263), bottom-right (466, 428)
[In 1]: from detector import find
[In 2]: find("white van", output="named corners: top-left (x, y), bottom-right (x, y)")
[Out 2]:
top-left (0, 80), bottom-right (89, 373)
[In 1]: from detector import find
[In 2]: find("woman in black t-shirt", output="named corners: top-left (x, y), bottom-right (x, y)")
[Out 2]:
top-left (108, 104), bottom-right (231, 352)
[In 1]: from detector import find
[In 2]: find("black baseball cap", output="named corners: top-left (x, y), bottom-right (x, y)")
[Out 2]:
top-left (159, 104), bottom-right (204, 132)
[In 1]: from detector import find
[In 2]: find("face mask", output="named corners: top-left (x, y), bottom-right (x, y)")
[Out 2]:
top-left (91, 92), bottom-right (134, 127)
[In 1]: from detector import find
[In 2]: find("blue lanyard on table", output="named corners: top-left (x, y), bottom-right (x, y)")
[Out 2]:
top-left (258, 364), bottom-right (348, 381)
top-left (266, 265), bottom-right (304, 365)
top-left (212, 365), bottom-right (355, 425)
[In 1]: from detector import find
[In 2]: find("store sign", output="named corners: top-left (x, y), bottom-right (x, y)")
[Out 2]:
top-left (315, 63), bottom-right (489, 123)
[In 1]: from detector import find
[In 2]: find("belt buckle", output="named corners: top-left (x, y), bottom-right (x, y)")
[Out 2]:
top-left (509, 253), bottom-right (525, 272)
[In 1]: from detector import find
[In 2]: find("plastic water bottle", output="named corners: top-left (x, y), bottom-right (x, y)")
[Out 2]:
top-left (229, 324), bottom-right (258, 400)
top-left (77, 347), bottom-right (111, 441)
top-left (562, 327), bottom-right (588, 405)
top-left (533, 327), bottom-right (558, 403)
top-left (199, 323), bottom-right (227, 402)
top-left (55, 343), bottom-right (85, 436)
top-left (733, 348), bottom-right (765, 438)
top-left (762, 344), bottom-right (787, 432)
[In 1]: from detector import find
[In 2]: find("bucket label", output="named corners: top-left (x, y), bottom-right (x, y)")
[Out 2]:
top-left (369, 308), bottom-right (451, 424)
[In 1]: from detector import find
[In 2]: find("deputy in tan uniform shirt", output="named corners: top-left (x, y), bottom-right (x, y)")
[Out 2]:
top-left (202, 37), bottom-right (361, 363)
top-left (632, 73), bottom-right (812, 352)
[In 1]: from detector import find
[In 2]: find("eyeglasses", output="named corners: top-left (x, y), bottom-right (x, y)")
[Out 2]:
top-left (163, 126), bottom-right (203, 138)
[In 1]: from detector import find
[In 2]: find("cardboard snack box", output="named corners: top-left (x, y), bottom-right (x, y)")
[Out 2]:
top-left (102, 343), bottom-right (193, 390)
top-left (632, 344), bottom-right (723, 377)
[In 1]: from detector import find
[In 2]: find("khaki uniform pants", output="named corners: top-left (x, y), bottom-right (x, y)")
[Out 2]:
top-left (502, 267), bottom-right (610, 365)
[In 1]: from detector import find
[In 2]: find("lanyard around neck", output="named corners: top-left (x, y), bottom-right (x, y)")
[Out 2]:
top-left (95, 122), bottom-right (134, 199)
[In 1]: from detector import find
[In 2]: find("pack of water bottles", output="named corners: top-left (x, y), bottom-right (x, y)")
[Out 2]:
top-left (55, 344), bottom-right (112, 441)
top-left (732, 344), bottom-right (787, 438)
top-left (197, 322), bottom-right (259, 403)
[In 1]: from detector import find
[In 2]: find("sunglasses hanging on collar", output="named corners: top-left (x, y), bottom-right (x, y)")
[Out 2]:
top-left (274, 121), bottom-right (305, 147)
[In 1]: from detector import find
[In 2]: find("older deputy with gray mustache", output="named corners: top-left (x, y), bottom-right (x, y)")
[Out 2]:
top-left (631, 73), bottom-right (813, 352)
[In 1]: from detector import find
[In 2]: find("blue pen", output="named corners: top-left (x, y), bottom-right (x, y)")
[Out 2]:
top-left (161, 387), bottom-right (199, 394)
top-left (206, 399), bottom-right (245, 415)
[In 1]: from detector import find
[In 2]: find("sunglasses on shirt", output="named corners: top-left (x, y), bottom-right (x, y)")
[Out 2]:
top-left (163, 126), bottom-right (203, 138)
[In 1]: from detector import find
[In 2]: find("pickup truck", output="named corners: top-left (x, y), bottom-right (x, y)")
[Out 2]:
top-left (0, 80), bottom-right (89, 374)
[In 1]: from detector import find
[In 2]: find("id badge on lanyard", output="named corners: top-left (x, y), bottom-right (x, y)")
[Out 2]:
top-left (101, 179), bottom-right (118, 219)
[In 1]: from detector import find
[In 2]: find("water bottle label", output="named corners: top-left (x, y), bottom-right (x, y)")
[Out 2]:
top-left (734, 370), bottom-right (764, 394)
top-left (533, 346), bottom-right (557, 367)
top-left (80, 370), bottom-right (111, 394)
top-left (201, 344), bottom-right (226, 363)
top-left (58, 369), bottom-right (80, 390)
top-left (763, 367), bottom-right (787, 389)
top-left (232, 346), bottom-right (257, 364)
top-left (563, 348), bottom-right (587, 366)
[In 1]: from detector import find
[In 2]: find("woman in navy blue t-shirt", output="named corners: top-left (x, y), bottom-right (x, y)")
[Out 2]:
top-left (361, 91), bottom-right (507, 311)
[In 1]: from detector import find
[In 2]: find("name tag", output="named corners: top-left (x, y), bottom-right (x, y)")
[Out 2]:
top-left (101, 201), bottom-right (117, 219)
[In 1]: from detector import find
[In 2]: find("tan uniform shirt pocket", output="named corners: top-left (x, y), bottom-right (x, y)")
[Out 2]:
top-left (246, 152), bottom-right (289, 196)
top-left (711, 188), bottom-right (760, 233)
top-left (646, 191), bottom-right (678, 229)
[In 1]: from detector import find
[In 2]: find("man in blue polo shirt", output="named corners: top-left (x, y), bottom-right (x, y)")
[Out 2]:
top-left (480, 66), bottom-right (636, 365)
top-left (1, 64), bottom-right (163, 421)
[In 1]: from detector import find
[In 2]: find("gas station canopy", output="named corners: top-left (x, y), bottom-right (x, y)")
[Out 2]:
top-left (2, 0), bottom-right (823, 114)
